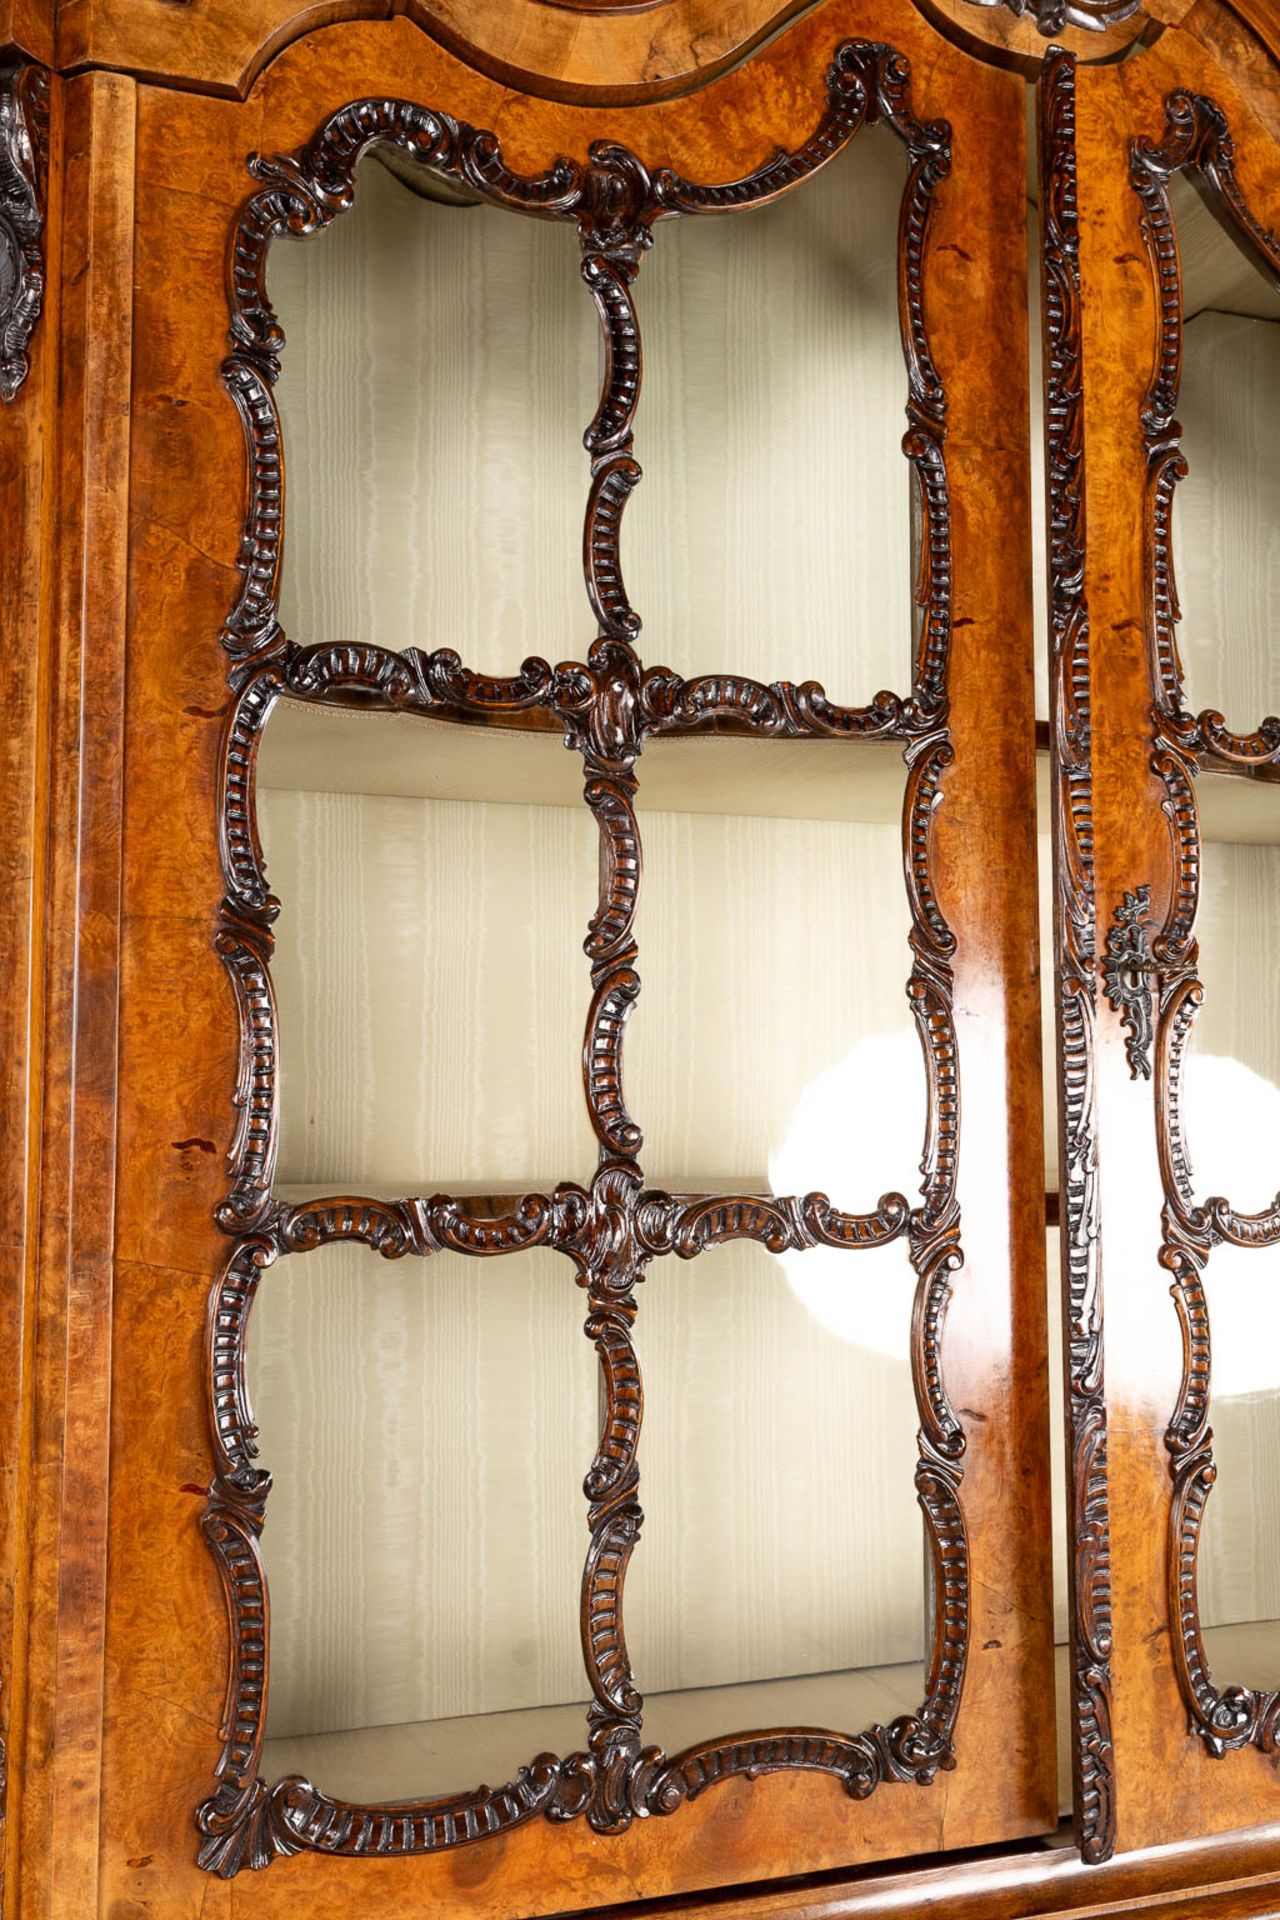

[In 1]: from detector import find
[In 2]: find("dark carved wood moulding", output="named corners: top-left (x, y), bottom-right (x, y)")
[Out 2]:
top-left (1039, 47), bottom-right (1115, 1866)
top-left (199, 41), bottom-right (972, 1877)
top-left (1126, 88), bottom-right (1280, 1759)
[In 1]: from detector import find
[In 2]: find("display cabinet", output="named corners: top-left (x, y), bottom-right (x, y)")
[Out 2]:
top-left (1, 1), bottom-right (1279, 1916)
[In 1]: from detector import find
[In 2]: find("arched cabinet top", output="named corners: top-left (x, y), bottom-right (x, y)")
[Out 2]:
top-left (9, 0), bottom-right (1275, 100)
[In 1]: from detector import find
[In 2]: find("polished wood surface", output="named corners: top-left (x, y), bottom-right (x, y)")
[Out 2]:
top-left (15, 67), bottom-right (136, 1920)
top-left (0, 0), bottom-right (53, 67)
top-left (51, 0), bottom-right (824, 104)
top-left (31, 0), bottom-right (1280, 102)
top-left (566, 1820), bottom-right (1280, 1918)
top-left (0, 53), bottom-right (57, 1920)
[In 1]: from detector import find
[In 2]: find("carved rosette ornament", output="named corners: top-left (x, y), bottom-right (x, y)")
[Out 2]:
top-left (200, 40), bottom-right (972, 1875)
top-left (1040, 51), bottom-right (1115, 1865)
top-left (1128, 91), bottom-right (1280, 1761)
top-left (0, 59), bottom-right (49, 403)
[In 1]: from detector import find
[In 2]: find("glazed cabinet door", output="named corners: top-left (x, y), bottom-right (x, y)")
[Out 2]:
top-left (54, 6), bottom-right (1054, 1914)
top-left (1055, 22), bottom-right (1280, 1867)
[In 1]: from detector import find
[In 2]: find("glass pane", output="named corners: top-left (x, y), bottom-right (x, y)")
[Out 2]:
top-left (258, 701), bottom-right (597, 1194)
top-left (625, 124), bottom-right (911, 706)
top-left (1029, 95), bottom-right (1050, 727)
top-left (629, 737), bottom-right (921, 1211)
top-left (252, 1242), bottom-right (595, 1801)
top-left (271, 157), bottom-right (597, 676)
top-left (1170, 172), bottom-right (1280, 729)
top-left (1037, 757), bottom-right (1057, 1195)
top-left (1196, 1244), bottom-right (1280, 1691)
top-left (1187, 774), bottom-right (1280, 1210)
top-left (627, 1238), bottom-right (925, 1752)
top-left (1184, 771), bottom-right (1280, 1692)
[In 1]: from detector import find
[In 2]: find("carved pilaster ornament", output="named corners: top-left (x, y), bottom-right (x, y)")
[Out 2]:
top-left (0, 58), bottom-right (49, 402)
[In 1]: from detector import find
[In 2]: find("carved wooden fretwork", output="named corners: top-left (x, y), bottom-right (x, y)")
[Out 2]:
top-left (1129, 91), bottom-right (1280, 1760)
top-left (200, 41), bottom-right (971, 1876)
top-left (0, 59), bottom-right (49, 403)
top-left (1040, 49), bottom-right (1114, 1866)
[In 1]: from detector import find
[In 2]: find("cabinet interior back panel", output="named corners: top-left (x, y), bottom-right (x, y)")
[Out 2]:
top-left (253, 772), bottom-right (926, 1737)
top-left (1175, 307), bottom-right (1280, 727)
top-left (259, 784), bottom-right (918, 1199)
top-left (1184, 835), bottom-right (1280, 1642)
top-left (272, 160), bottom-right (595, 679)
top-left (249, 1237), bottom-right (922, 1740)
top-left (628, 1238), bottom-right (924, 1710)
top-left (259, 784), bottom-right (599, 1190)
top-left (249, 1244), bottom-right (594, 1741)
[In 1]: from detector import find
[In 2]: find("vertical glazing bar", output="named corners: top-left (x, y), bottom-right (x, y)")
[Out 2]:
top-left (563, 172), bottom-right (657, 1833)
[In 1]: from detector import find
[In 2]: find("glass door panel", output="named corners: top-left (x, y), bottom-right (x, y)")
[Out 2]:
top-left (1072, 43), bottom-right (1280, 1858)
top-left (174, 26), bottom-right (1054, 1897)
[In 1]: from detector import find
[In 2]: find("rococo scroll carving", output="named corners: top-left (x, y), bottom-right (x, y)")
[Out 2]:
top-left (0, 59), bottom-right (49, 403)
top-left (1103, 885), bottom-right (1156, 1081)
top-left (202, 38), bottom-right (972, 1874)
top-left (960, 0), bottom-right (1140, 40)
top-left (1041, 50), bottom-right (1114, 1864)
top-left (1129, 90), bottom-right (1280, 1760)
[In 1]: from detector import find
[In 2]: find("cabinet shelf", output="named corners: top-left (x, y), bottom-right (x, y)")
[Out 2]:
top-left (260, 1658), bottom-right (926, 1807)
top-left (275, 1176), bottom-right (808, 1209)
top-left (1036, 733), bottom-right (1280, 847)
top-left (260, 701), bottom-right (906, 828)
top-left (253, 1620), bottom-right (1280, 1823)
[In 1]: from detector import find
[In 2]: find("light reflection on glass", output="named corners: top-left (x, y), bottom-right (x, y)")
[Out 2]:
top-left (770, 1030), bottom-right (919, 1361)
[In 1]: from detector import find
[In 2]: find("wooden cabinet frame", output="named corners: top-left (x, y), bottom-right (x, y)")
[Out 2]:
top-left (7, 0), bottom-right (1280, 1914)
